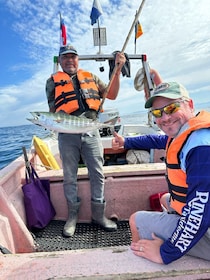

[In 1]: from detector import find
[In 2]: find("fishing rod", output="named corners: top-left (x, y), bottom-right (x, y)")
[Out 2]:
top-left (22, 146), bottom-right (31, 177)
top-left (99, 0), bottom-right (146, 110)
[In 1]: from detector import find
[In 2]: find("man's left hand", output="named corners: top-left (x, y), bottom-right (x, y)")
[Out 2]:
top-left (115, 52), bottom-right (126, 68)
top-left (130, 233), bottom-right (164, 264)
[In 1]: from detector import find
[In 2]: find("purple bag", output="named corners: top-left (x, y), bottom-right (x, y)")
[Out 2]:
top-left (22, 165), bottom-right (56, 230)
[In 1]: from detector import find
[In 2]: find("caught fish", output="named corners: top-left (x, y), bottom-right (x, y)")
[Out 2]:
top-left (27, 112), bottom-right (117, 134)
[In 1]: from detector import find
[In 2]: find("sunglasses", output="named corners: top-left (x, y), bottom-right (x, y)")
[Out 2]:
top-left (150, 101), bottom-right (183, 118)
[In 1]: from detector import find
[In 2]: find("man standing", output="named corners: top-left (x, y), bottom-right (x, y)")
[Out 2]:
top-left (46, 45), bottom-right (125, 237)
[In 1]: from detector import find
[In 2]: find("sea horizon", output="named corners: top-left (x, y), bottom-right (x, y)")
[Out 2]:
top-left (1, 105), bottom-right (210, 170)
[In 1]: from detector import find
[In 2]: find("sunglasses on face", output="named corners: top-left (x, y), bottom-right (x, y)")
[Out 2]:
top-left (150, 101), bottom-right (184, 118)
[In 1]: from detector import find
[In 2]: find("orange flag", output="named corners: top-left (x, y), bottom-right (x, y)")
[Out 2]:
top-left (135, 20), bottom-right (143, 43)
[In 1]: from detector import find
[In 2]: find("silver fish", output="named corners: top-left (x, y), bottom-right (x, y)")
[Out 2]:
top-left (27, 112), bottom-right (116, 134)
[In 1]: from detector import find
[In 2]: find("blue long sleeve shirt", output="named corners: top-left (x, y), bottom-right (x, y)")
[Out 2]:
top-left (124, 134), bottom-right (168, 150)
top-left (124, 132), bottom-right (210, 264)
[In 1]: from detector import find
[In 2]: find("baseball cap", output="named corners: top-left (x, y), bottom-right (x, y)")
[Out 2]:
top-left (145, 82), bottom-right (190, 108)
top-left (59, 45), bottom-right (78, 56)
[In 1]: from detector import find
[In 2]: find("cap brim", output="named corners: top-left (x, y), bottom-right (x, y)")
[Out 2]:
top-left (59, 51), bottom-right (78, 55)
top-left (144, 93), bottom-right (182, 108)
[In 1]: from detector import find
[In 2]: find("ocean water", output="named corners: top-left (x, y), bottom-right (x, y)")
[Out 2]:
top-left (0, 125), bottom-right (50, 170)
top-left (0, 113), bottom-right (148, 170)
top-left (1, 106), bottom-right (209, 171)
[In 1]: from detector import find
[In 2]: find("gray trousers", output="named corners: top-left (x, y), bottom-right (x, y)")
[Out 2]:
top-left (135, 210), bottom-right (210, 261)
top-left (58, 130), bottom-right (104, 204)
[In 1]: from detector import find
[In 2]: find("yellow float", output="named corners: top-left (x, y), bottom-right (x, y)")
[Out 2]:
top-left (33, 135), bottom-right (60, 170)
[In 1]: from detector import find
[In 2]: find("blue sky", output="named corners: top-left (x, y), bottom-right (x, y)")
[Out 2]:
top-left (0, 0), bottom-right (210, 127)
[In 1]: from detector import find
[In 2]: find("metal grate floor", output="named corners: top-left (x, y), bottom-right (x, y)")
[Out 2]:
top-left (32, 220), bottom-right (131, 252)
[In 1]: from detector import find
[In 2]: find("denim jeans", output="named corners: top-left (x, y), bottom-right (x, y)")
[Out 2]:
top-left (58, 130), bottom-right (104, 204)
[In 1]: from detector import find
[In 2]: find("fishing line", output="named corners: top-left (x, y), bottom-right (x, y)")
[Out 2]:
top-left (99, 0), bottom-right (146, 110)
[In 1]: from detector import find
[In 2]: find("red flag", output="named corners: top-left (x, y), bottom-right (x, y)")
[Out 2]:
top-left (60, 15), bottom-right (67, 46)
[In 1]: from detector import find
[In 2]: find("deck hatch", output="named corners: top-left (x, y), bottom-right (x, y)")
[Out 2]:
top-left (32, 220), bottom-right (131, 252)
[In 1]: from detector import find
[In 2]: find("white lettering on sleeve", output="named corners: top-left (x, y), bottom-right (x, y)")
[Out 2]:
top-left (171, 192), bottom-right (209, 253)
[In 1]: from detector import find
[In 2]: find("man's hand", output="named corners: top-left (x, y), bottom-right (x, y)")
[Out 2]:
top-left (130, 233), bottom-right (164, 264)
top-left (115, 52), bottom-right (126, 69)
top-left (112, 131), bottom-right (125, 150)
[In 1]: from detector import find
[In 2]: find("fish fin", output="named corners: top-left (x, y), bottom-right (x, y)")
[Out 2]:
top-left (103, 116), bottom-right (119, 126)
top-left (54, 119), bottom-right (62, 123)
top-left (86, 132), bottom-right (93, 137)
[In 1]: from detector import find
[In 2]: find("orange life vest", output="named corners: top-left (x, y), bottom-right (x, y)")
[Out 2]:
top-left (52, 70), bottom-right (101, 114)
top-left (166, 111), bottom-right (210, 215)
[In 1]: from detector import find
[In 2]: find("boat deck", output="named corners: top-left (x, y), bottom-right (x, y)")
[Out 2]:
top-left (1, 245), bottom-right (210, 280)
top-left (0, 158), bottom-right (210, 279)
top-left (33, 220), bottom-right (131, 252)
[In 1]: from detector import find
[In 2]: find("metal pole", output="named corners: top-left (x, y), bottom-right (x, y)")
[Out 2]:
top-left (98, 19), bottom-right (101, 54)
top-left (99, 0), bottom-right (146, 110)
top-left (121, 0), bottom-right (146, 53)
